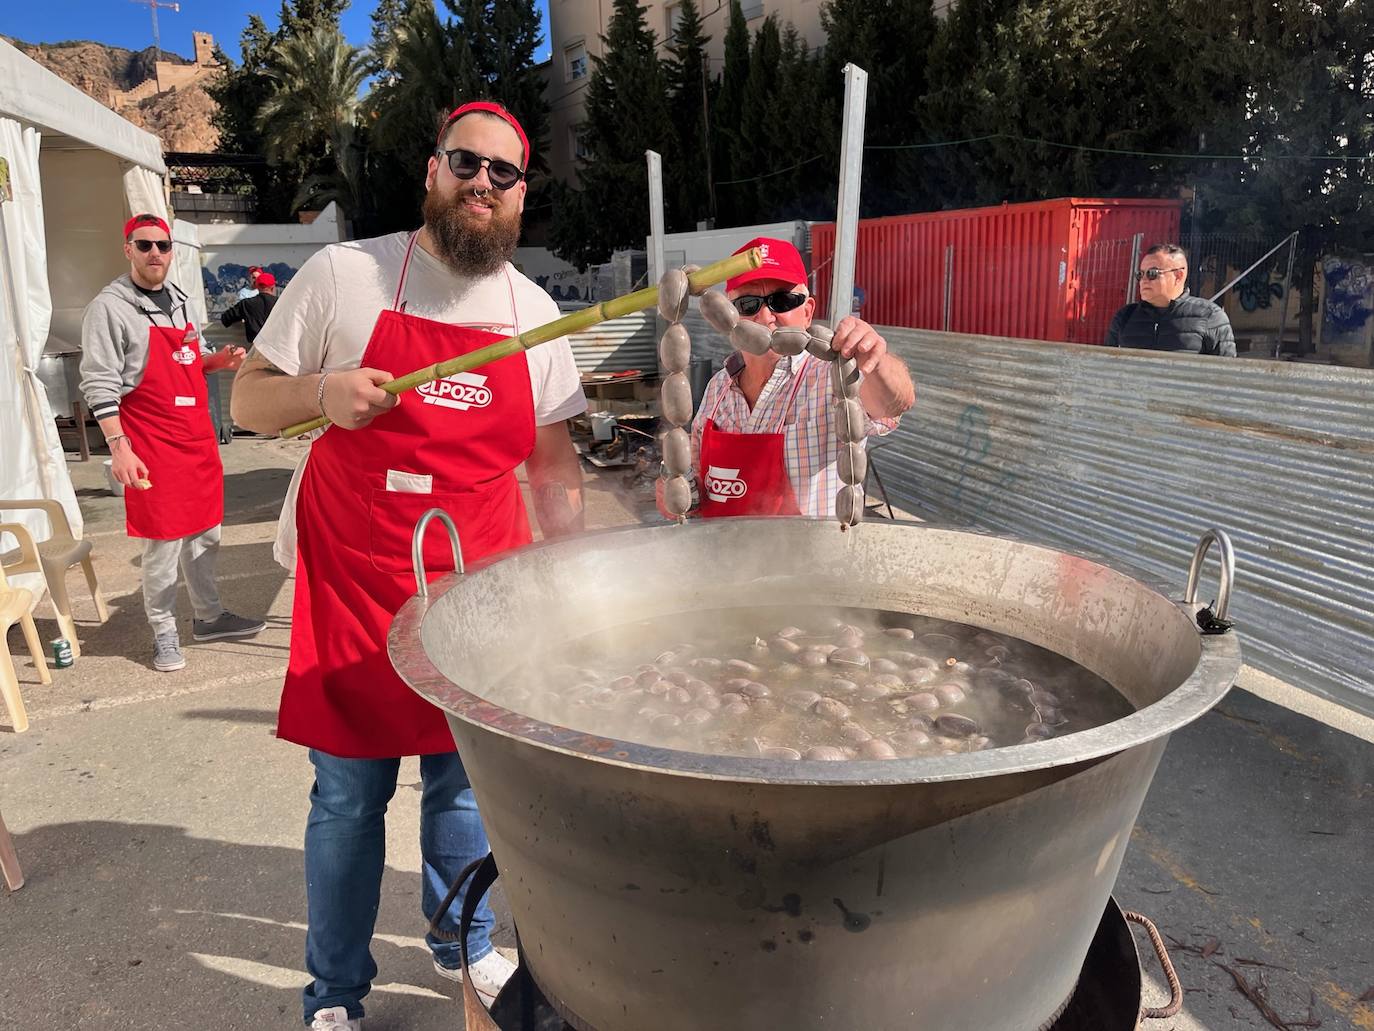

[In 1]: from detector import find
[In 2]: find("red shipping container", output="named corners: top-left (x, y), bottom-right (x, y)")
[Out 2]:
top-left (810, 197), bottom-right (1183, 344)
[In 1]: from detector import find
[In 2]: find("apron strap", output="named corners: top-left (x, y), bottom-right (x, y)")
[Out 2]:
top-left (504, 266), bottom-right (519, 335)
top-left (393, 231), bottom-right (422, 312)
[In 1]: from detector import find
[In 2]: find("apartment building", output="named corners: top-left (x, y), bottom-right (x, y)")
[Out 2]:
top-left (544, 0), bottom-right (828, 186)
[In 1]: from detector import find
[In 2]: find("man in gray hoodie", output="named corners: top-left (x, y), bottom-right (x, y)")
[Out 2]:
top-left (79, 213), bottom-right (265, 671)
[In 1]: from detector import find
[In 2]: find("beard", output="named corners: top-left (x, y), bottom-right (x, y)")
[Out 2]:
top-left (422, 186), bottom-right (522, 277)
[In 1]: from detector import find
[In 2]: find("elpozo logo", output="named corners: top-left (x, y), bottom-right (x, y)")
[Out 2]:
top-left (419, 372), bottom-right (494, 411)
top-left (171, 344), bottom-right (197, 366)
top-left (705, 465), bottom-right (748, 502)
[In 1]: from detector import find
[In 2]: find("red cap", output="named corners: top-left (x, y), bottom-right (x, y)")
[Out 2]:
top-left (726, 237), bottom-right (808, 293)
top-left (256, 272), bottom-right (276, 288)
top-left (124, 213), bottom-right (170, 239)
top-left (249, 265), bottom-right (262, 277)
top-left (436, 101), bottom-right (531, 167)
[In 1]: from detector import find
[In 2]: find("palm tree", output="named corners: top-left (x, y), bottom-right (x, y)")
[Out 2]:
top-left (256, 25), bottom-right (369, 216)
top-left (367, 1), bottom-right (480, 158)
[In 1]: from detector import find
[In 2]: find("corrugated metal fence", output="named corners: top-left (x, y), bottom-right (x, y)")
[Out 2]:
top-left (561, 303), bottom-right (657, 373)
top-left (679, 312), bottom-right (1374, 718)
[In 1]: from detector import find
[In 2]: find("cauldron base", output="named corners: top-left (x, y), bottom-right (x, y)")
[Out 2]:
top-left (487, 897), bottom-right (1154, 1031)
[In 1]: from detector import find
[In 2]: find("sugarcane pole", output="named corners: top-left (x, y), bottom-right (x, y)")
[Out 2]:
top-left (280, 247), bottom-right (763, 439)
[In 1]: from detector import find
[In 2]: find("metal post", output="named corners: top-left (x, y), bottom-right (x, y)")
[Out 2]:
top-left (1125, 233), bottom-right (1144, 307)
top-left (828, 64), bottom-right (868, 325)
top-left (1209, 232), bottom-right (1298, 303)
top-left (1273, 230), bottom-right (1300, 358)
top-left (942, 244), bottom-right (953, 332)
top-left (646, 150), bottom-right (665, 287)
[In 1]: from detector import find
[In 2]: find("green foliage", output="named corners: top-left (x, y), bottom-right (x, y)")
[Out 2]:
top-left (820, 0), bottom-right (935, 214)
top-left (257, 25), bottom-right (369, 216)
top-left (664, 0), bottom-right (712, 229)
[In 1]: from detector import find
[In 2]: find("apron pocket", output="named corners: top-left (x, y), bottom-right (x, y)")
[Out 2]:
top-left (368, 487), bottom-right (471, 578)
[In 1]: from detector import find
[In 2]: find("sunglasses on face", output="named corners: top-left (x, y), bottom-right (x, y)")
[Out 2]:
top-left (1136, 266), bottom-right (1184, 281)
top-left (132, 239), bottom-right (172, 254)
top-left (435, 147), bottom-right (526, 190)
top-left (732, 290), bottom-right (808, 317)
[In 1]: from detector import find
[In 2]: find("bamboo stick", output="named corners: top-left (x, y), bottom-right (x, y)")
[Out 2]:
top-left (279, 247), bottom-right (762, 439)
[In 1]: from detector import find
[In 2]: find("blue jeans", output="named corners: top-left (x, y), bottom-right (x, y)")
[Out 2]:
top-left (301, 749), bottom-right (494, 1023)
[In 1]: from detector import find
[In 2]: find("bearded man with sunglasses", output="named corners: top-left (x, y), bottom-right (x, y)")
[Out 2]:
top-left (79, 214), bottom-right (263, 673)
top-left (1105, 243), bottom-right (1236, 355)
top-left (666, 237), bottom-right (914, 519)
top-left (231, 102), bottom-right (585, 1031)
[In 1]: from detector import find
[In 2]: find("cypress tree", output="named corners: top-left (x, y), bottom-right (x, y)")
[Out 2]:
top-left (550, 0), bottom-right (677, 265)
top-left (664, 0), bottom-right (713, 230)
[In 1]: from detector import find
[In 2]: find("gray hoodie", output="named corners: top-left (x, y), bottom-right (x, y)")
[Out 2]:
top-left (79, 274), bottom-right (205, 421)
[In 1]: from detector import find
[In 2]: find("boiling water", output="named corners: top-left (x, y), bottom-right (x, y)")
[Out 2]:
top-left (488, 607), bottom-right (1135, 760)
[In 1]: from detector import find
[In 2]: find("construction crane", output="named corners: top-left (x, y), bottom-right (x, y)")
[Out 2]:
top-left (130, 0), bottom-right (180, 62)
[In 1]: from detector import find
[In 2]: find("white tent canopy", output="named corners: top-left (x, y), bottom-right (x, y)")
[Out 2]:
top-left (0, 39), bottom-right (191, 592)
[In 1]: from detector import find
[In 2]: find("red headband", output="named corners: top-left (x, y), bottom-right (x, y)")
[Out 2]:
top-left (436, 102), bottom-right (531, 168)
top-left (124, 214), bottom-right (170, 239)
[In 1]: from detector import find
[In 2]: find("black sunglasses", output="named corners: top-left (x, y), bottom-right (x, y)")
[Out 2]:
top-left (435, 147), bottom-right (526, 190)
top-left (732, 290), bottom-right (808, 317)
top-left (1135, 266), bottom-right (1184, 281)
top-left (132, 239), bottom-right (172, 254)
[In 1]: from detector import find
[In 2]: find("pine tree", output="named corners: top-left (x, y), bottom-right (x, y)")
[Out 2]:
top-left (820, 0), bottom-right (935, 215)
top-left (208, 15), bottom-right (303, 222)
top-left (550, 0), bottom-right (677, 266)
top-left (368, 0), bottom-right (411, 68)
top-left (725, 17), bottom-right (783, 219)
top-left (713, 0), bottom-right (751, 225)
top-left (664, 0), bottom-right (713, 230)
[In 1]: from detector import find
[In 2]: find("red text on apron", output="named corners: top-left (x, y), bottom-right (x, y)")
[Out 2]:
top-left (278, 234), bottom-right (536, 758)
top-left (697, 360), bottom-right (807, 518)
top-left (121, 319), bottom-right (224, 540)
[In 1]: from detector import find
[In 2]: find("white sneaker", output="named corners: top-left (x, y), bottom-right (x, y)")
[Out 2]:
top-left (433, 947), bottom-right (518, 1003)
top-left (308, 1006), bottom-right (361, 1030)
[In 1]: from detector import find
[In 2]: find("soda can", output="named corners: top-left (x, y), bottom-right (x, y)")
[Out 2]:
top-left (52, 638), bottom-right (74, 668)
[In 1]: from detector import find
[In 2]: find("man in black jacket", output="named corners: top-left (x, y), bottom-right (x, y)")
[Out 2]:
top-left (1105, 243), bottom-right (1236, 356)
top-left (219, 271), bottom-right (279, 345)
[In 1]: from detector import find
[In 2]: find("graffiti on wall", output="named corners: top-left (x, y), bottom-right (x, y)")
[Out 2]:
top-left (1321, 255), bottom-right (1374, 345)
top-left (202, 262), bottom-right (299, 318)
top-left (1236, 267), bottom-right (1284, 312)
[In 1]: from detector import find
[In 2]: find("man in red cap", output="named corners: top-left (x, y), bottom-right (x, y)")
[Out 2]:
top-left (79, 213), bottom-right (264, 672)
top-left (232, 101), bottom-right (585, 1030)
top-left (237, 265), bottom-right (263, 300)
top-left (219, 268), bottom-right (279, 345)
top-left (669, 236), bottom-right (914, 519)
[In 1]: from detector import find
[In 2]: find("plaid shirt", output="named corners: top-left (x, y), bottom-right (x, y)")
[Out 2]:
top-left (690, 351), bottom-right (899, 519)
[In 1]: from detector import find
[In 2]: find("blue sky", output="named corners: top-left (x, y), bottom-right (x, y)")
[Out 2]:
top-left (1, 1), bottom-right (553, 64)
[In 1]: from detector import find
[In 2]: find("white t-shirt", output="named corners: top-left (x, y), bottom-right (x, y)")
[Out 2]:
top-left (253, 232), bottom-right (587, 569)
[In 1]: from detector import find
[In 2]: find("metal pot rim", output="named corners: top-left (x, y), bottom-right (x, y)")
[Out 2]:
top-left (389, 519), bottom-right (1242, 786)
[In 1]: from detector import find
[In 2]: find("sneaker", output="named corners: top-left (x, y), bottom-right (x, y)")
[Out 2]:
top-left (434, 948), bottom-right (518, 1004)
top-left (192, 611), bottom-right (267, 642)
top-left (152, 630), bottom-right (186, 672)
top-left (308, 1007), bottom-right (361, 1031)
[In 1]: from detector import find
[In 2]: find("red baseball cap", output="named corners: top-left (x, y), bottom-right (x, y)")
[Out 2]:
top-left (124, 213), bottom-right (170, 239)
top-left (256, 272), bottom-right (276, 288)
top-left (436, 101), bottom-right (531, 167)
top-left (726, 237), bottom-right (808, 292)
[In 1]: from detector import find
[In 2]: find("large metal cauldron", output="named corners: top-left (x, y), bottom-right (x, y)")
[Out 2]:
top-left (390, 518), bottom-right (1241, 1031)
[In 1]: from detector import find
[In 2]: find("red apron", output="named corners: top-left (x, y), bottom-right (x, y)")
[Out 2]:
top-left (121, 314), bottom-right (224, 540)
top-left (697, 363), bottom-right (807, 518)
top-left (278, 233), bottom-right (536, 758)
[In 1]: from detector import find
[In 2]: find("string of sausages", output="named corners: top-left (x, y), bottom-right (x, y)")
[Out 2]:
top-left (658, 269), bottom-right (867, 527)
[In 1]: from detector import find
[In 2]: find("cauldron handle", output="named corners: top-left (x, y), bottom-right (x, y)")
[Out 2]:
top-left (412, 508), bottom-right (464, 600)
top-left (1183, 528), bottom-right (1235, 627)
top-left (1123, 909), bottom-right (1184, 1019)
